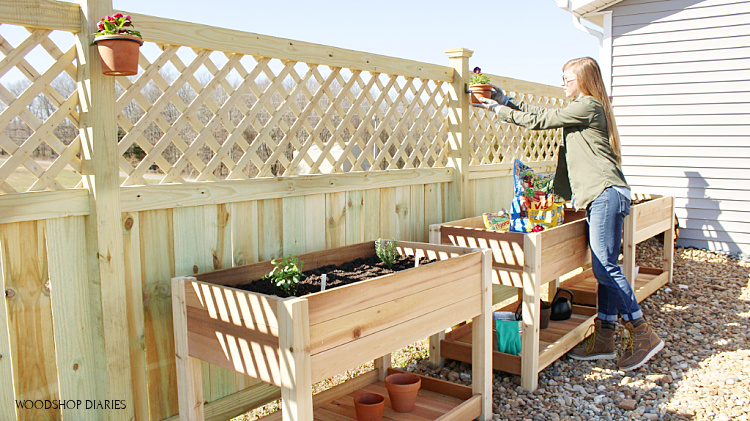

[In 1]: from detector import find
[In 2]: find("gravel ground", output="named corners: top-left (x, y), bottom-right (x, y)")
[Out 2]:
top-left (238, 239), bottom-right (750, 420)
top-left (408, 239), bottom-right (750, 421)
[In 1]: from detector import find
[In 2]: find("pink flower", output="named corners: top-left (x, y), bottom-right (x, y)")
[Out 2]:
top-left (113, 12), bottom-right (123, 18)
top-left (97, 22), bottom-right (104, 30)
top-left (105, 15), bottom-right (113, 21)
top-left (125, 15), bottom-right (131, 21)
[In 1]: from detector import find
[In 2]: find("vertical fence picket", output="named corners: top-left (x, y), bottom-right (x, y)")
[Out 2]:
top-left (46, 216), bottom-right (104, 420)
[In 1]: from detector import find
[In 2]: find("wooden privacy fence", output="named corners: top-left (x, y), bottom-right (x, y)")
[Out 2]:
top-left (0, 0), bottom-right (567, 419)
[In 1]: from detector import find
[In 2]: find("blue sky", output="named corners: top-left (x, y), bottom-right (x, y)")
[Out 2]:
top-left (111, 0), bottom-right (600, 87)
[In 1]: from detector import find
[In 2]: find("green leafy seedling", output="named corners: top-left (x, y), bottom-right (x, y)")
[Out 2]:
top-left (265, 255), bottom-right (304, 296)
top-left (375, 238), bottom-right (399, 270)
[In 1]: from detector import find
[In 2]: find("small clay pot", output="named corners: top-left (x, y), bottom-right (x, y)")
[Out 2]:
top-left (469, 84), bottom-right (493, 104)
top-left (384, 373), bottom-right (421, 412)
top-left (539, 300), bottom-right (551, 329)
top-left (93, 34), bottom-right (143, 76)
top-left (353, 393), bottom-right (384, 421)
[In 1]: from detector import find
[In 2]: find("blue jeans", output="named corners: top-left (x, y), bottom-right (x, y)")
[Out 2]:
top-left (587, 187), bottom-right (643, 322)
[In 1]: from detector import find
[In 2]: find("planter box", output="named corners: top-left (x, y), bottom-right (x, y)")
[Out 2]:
top-left (172, 240), bottom-right (493, 420)
top-left (429, 194), bottom-right (675, 391)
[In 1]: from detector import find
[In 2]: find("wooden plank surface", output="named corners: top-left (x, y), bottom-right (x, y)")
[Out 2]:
top-left (311, 294), bottom-right (481, 384)
top-left (0, 224), bottom-right (15, 420)
top-left (46, 216), bottom-right (105, 420)
top-left (139, 209), bottom-right (178, 420)
top-left (0, 221), bottom-right (58, 418)
top-left (0, 0), bottom-right (80, 31)
top-left (119, 168), bottom-right (453, 213)
top-left (0, 189), bottom-right (89, 224)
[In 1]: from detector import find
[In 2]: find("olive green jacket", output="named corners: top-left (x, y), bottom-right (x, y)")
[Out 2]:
top-left (494, 95), bottom-right (628, 210)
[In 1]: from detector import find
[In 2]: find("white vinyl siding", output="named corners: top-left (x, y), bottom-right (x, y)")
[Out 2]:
top-left (608, 0), bottom-right (750, 255)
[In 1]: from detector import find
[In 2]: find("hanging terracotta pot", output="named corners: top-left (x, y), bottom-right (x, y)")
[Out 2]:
top-left (353, 393), bottom-right (384, 421)
top-left (469, 84), bottom-right (493, 104)
top-left (384, 373), bottom-right (421, 412)
top-left (93, 34), bottom-right (143, 76)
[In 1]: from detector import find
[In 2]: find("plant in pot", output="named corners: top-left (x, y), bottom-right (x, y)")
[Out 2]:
top-left (92, 12), bottom-right (143, 76)
top-left (468, 66), bottom-right (493, 104)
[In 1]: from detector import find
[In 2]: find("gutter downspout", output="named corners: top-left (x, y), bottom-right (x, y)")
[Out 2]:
top-left (557, 1), bottom-right (613, 94)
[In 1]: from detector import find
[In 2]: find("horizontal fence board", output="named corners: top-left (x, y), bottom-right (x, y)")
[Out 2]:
top-left (0, 189), bottom-right (89, 224)
top-left (126, 12), bottom-right (452, 82)
top-left (120, 169), bottom-right (453, 212)
top-left (0, 0), bottom-right (79, 31)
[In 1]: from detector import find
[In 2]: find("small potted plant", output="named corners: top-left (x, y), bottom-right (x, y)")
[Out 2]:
top-left (468, 66), bottom-right (493, 104)
top-left (92, 12), bottom-right (143, 76)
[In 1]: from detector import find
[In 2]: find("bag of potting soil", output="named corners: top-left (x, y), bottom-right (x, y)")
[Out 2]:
top-left (483, 210), bottom-right (510, 231)
top-left (510, 159), bottom-right (564, 232)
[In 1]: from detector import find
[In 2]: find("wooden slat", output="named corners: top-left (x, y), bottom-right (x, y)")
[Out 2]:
top-left (0, 0), bottom-right (80, 32)
top-left (128, 12), bottom-right (452, 81)
top-left (172, 278), bottom-right (206, 420)
top-left (306, 251), bottom-right (481, 324)
top-left (0, 189), bottom-right (89, 224)
top-left (0, 221), bottom-right (58, 418)
top-left (139, 209), bottom-right (178, 420)
top-left (46, 217), bottom-right (105, 419)
top-left (277, 297), bottom-right (313, 420)
top-left (311, 294), bottom-right (481, 384)
top-left (308, 269), bottom-right (481, 354)
top-left (0, 225), bottom-right (16, 420)
top-left (121, 211), bottom-right (150, 420)
top-left (120, 169), bottom-right (453, 213)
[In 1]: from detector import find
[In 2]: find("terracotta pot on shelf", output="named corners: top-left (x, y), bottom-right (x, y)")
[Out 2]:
top-left (353, 393), bottom-right (385, 421)
top-left (93, 34), bottom-right (143, 76)
top-left (469, 83), bottom-right (493, 104)
top-left (384, 373), bottom-right (421, 412)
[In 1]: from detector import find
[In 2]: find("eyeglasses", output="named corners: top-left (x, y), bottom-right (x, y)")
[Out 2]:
top-left (562, 76), bottom-right (576, 85)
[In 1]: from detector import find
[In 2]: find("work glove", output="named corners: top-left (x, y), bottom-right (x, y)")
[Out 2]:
top-left (490, 84), bottom-right (508, 105)
top-left (472, 96), bottom-right (501, 113)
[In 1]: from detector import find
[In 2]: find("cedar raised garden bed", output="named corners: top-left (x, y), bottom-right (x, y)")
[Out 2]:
top-left (172, 240), bottom-right (494, 420)
top-left (429, 194), bottom-right (675, 391)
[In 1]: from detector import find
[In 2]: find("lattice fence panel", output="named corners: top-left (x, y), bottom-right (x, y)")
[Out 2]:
top-left (116, 42), bottom-right (453, 186)
top-left (0, 24), bottom-right (81, 193)
top-left (469, 91), bottom-right (568, 166)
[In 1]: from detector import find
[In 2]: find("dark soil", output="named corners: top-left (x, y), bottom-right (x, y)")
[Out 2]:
top-left (236, 255), bottom-right (435, 298)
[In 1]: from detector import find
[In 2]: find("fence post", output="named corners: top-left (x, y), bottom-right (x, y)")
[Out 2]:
top-left (76, 0), bottom-right (135, 418)
top-left (444, 48), bottom-right (473, 220)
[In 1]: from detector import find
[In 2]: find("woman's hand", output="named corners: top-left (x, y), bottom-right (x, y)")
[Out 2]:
top-left (472, 96), bottom-right (500, 112)
top-left (490, 84), bottom-right (508, 104)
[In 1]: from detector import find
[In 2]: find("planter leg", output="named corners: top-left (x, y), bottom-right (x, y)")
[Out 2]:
top-left (374, 354), bottom-right (392, 381)
top-left (172, 278), bottom-right (205, 420)
top-left (428, 332), bottom-right (445, 367)
top-left (279, 298), bottom-right (313, 421)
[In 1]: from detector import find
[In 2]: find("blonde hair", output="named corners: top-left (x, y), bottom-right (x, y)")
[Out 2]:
top-left (563, 57), bottom-right (621, 163)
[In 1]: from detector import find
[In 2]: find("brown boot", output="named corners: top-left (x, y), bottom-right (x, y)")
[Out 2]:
top-left (568, 319), bottom-right (616, 360)
top-left (618, 320), bottom-right (664, 371)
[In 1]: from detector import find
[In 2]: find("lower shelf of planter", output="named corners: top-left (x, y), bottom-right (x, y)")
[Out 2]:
top-left (259, 369), bottom-right (481, 420)
top-left (561, 266), bottom-right (669, 306)
top-left (441, 306), bottom-right (597, 377)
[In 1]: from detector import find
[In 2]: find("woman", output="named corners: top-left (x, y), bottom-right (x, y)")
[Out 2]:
top-left (475, 57), bottom-right (663, 371)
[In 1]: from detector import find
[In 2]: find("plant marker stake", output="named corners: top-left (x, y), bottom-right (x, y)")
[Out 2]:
top-left (321, 274), bottom-right (327, 291)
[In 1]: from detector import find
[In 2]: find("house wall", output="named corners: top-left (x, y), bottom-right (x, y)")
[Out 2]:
top-left (607, 0), bottom-right (750, 255)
